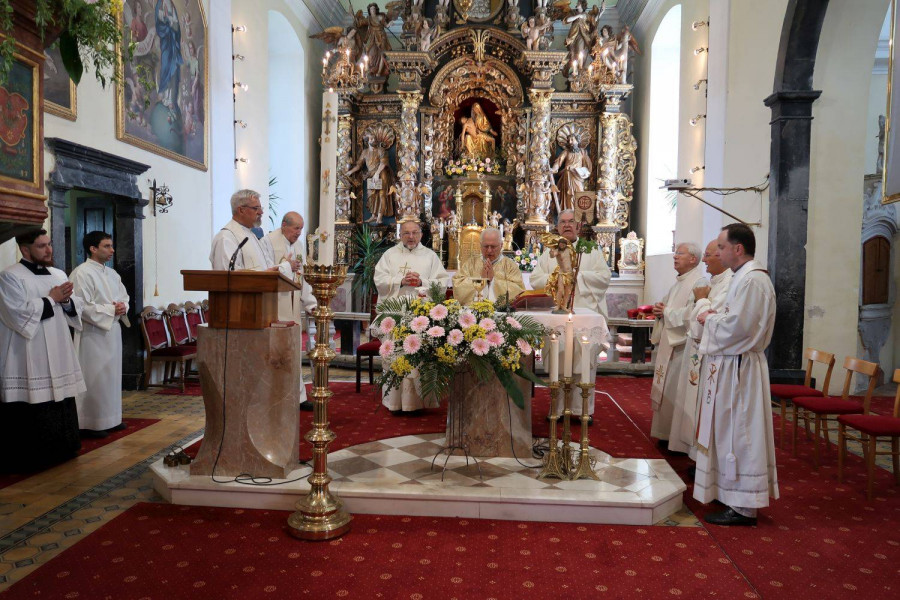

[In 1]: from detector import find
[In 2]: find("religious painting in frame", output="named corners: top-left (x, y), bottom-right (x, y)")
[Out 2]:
top-left (617, 231), bottom-right (645, 274)
top-left (0, 49), bottom-right (40, 188)
top-left (884, 0), bottom-right (900, 202)
top-left (43, 46), bottom-right (77, 121)
top-left (115, 0), bottom-right (208, 171)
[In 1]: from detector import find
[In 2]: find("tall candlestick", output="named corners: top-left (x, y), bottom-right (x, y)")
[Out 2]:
top-left (500, 223), bottom-right (504, 238)
top-left (549, 333), bottom-right (559, 383)
top-left (580, 335), bottom-right (591, 384)
top-left (564, 313), bottom-right (574, 377)
top-left (439, 221), bottom-right (444, 239)
top-left (396, 221), bottom-right (401, 237)
top-left (318, 90), bottom-right (338, 265)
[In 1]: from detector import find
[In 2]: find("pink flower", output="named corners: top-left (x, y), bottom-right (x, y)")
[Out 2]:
top-left (410, 316), bottom-right (430, 333)
top-left (379, 339), bottom-right (395, 358)
top-left (427, 326), bottom-right (445, 338)
top-left (403, 334), bottom-right (422, 354)
top-left (429, 304), bottom-right (449, 320)
top-left (479, 318), bottom-right (496, 331)
top-left (505, 317), bottom-right (522, 330)
top-left (517, 339), bottom-right (533, 356)
top-left (458, 311), bottom-right (476, 328)
top-left (486, 331), bottom-right (505, 347)
top-left (379, 317), bottom-right (396, 335)
top-left (447, 329), bottom-right (464, 346)
top-left (471, 338), bottom-right (490, 356)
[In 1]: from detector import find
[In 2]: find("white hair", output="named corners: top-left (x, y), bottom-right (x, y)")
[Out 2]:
top-left (556, 209), bottom-right (575, 223)
top-left (481, 228), bottom-right (501, 243)
top-left (677, 242), bottom-right (702, 262)
top-left (230, 189), bottom-right (260, 214)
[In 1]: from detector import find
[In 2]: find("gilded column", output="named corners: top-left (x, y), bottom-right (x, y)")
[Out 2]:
top-left (599, 110), bottom-right (637, 230)
top-left (526, 88), bottom-right (554, 225)
top-left (396, 90), bottom-right (423, 222)
top-left (335, 113), bottom-right (354, 224)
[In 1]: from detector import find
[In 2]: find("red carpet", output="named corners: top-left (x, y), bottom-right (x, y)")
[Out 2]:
top-left (1, 502), bottom-right (758, 600)
top-left (0, 418), bottom-right (159, 491)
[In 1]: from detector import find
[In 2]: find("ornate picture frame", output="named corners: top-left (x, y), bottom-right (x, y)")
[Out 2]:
top-left (115, 0), bottom-right (208, 171)
top-left (43, 46), bottom-right (77, 121)
top-left (0, 48), bottom-right (40, 189)
top-left (617, 232), bottom-right (645, 273)
top-left (454, 0), bottom-right (503, 24)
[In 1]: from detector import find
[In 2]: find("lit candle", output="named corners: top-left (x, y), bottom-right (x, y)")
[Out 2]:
top-left (500, 223), bottom-right (504, 238)
top-left (564, 313), bottom-right (574, 377)
top-left (318, 89), bottom-right (338, 265)
top-left (439, 221), bottom-right (444, 239)
top-left (580, 335), bottom-right (591, 384)
top-left (549, 333), bottom-right (559, 383)
top-left (396, 221), bottom-right (401, 237)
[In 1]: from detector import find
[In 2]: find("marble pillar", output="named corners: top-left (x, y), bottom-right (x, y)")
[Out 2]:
top-left (452, 367), bottom-right (532, 458)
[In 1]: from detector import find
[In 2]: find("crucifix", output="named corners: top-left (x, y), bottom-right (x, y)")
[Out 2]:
top-left (398, 262), bottom-right (412, 276)
top-left (323, 109), bottom-right (336, 135)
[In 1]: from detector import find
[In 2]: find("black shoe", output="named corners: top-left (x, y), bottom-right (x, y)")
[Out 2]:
top-left (299, 401), bottom-right (314, 412)
top-left (106, 422), bottom-right (127, 432)
top-left (80, 429), bottom-right (109, 439)
top-left (686, 466), bottom-right (696, 480)
top-left (703, 508), bottom-right (757, 527)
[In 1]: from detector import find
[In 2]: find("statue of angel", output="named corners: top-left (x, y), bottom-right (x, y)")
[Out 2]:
top-left (435, 0), bottom-right (451, 33)
top-left (599, 26), bottom-right (641, 84)
top-left (505, 0), bottom-right (524, 31)
top-left (312, 26), bottom-right (362, 66)
top-left (359, 1), bottom-right (404, 79)
top-left (563, 0), bottom-right (605, 78)
top-left (521, 16), bottom-right (553, 51)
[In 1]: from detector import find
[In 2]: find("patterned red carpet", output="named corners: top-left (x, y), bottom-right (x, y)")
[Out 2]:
top-left (0, 418), bottom-right (160, 491)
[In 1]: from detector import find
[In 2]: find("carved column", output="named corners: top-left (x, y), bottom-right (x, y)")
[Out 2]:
top-left (526, 88), bottom-right (554, 225)
top-left (421, 107), bottom-right (438, 218)
top-left (396, 91), bottom-right (423, 222)
top-left (334, 106), bottom-right (354, 265)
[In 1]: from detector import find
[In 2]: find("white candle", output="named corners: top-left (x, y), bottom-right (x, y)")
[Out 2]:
top-left (318, 90), bottom-right (338, 265)
top-left (580, 335), bottom-right (591, 384)
top-left (396, 221), bottom-right (401, 237)
top-left (564, 313), bottom-right (574, 377)
top-left (439, 221), bottom-right (444, 239)
top-left (549, 333), bottom-right (559, 383)
top-left (500, 223), bottom-right (504, 238)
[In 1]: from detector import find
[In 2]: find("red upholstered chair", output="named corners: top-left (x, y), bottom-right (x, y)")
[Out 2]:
top-left (356, 340), bottom-right (381, 393)
top-left (511, 291), bottom-right (555, 311)
top-left (164, 303), bottom-right (193, 347)
top-left (792, 357), bottom-right (880, 468)
top-left (838, 368), bottom-right (900, 500)
top-left (771, 347), bottom-right (835, 448)
top-left (200, 299), bottom-right (210, 324)
top-left (139, 306), bottom-right (197, 392)
top-left (183, 301), bottom-right (204, 343)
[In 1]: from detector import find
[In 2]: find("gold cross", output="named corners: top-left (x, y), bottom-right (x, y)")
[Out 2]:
top-left (398, 262), bottom-right (412, 276)
top-left (323, 109), bottom-right (336, 135)
top-left (655, 365), bottom-right (665, 383)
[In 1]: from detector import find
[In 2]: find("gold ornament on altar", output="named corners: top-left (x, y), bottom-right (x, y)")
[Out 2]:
top-left (541, 232), bottom-right (576, 313)
top-left (458, 102), bottom-right (498, 161)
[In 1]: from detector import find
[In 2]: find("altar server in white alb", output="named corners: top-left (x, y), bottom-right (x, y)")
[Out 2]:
top-left (694, 224), bottom-right (778, 527)
top-left (0, 230), bottom-right (84, 471)
top-left (677, 240), bottom-right (733, 460)
top-left (374, 220), bottom-right (449, 413)
top-left (69, 231), bottom-right (130, 437)
top-left (209, 189), bottom-right (291, 278)
top-left (530, 209), bottom-right (611, 318)
top-left (649, 242), bottom-right (708, 453)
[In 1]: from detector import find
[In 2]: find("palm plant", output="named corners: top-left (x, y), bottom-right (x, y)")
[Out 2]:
top-left (350, 224), bottom-right (392, 313)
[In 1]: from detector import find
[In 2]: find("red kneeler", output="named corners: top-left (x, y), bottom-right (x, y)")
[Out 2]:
top-left (356, 340), bottom-right (381, 393)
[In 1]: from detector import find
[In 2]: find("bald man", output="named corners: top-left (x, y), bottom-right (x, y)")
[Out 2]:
top-left (453, 228), bottom-right (524, 305)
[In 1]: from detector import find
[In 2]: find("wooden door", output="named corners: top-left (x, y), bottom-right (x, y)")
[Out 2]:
top-left (862, 236), bottom-right (890, 305)
top-left (70, 195), bottom-right (115, 270)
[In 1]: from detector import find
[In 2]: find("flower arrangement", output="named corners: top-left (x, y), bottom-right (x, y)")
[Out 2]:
top-left (513, 245), bottom-right (539, 272)
top-left (443, 156), bottom-right (503, 177)
top-left (374, 285), bottom-right (545, 409)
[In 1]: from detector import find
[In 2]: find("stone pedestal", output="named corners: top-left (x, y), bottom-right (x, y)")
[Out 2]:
top-left (190, 326), bottom-right (302, 479)
top-left (451, 367), bottom-right (532, 458)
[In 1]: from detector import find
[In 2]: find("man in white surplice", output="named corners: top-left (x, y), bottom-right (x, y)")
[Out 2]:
top-left (69, 231), bottom-right (130, 436)
top-left (374, 220), bottom-right (449, 413)
top-left (649, 242), bottom-right (708, 453)
top-left (694, 224), bottom-right (778, 526)
top-left (209, 189), bottom-right (291, 279)
top-left (260, 211), bottom-right (317, 410)
top-left (677, 240), bottom-right (733, 460)
top-left (0, 229), bottom-right (84, 471)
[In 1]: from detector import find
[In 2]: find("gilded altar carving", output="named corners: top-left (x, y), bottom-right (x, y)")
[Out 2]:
top-left (396, 91), bottom-right (423, 221)
top-left (335, 114), bottom-right (354, 223)
top-left (599, 112), bottom-right (637, 228)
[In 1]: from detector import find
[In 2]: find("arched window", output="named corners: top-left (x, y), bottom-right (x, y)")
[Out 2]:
top-left (645, 5), bottom-right (681, 256)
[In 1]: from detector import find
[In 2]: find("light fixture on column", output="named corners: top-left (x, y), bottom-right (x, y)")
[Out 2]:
top-left (234, 120), bottom-right (247, 128)
top-left (694, 47), bottom-right (708, 55)
top-left (689, 114), bottom-right (706, 126)
top-left (690, 166), bottom-right (705, 174)
top-left (693, 78), bottom-right (708, 90)
top-left (692, 20), bottom-right (709, 30)
top-left (235, 157), bottom-right (249, 166)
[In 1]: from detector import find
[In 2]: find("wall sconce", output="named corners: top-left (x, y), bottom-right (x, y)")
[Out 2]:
top-left (232, 54), bottom-right (245, 61)
top-left (149, 179), bottom-right (173, 216)
top-left (692, 20), bottom-right (709, 30)
top-left (694, 47), bottom-right (708, 55)
top-left (232, 25), bottom-right (246, 33)
top-left (233, 82), bottom-right (249, 91)
top-left (234, 120), bottom-right (247, 128)
top-left (235, 157), bottom-right (249, 166)
top-left (689, 114), bottom-right (707, 126)
top-left (690, 166), bottom-right (705, 174)
top-left (693, 78), bottom-right (708, 90)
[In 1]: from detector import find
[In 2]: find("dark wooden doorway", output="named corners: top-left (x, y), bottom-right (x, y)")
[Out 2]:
top-left (66, 193), bottom-right (116, 271)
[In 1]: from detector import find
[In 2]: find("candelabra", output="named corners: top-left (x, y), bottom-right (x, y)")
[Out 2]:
top-left (570, 382), bottom-right (600, 480)
top-left (287, 264), bottom-right (351, 541)
top-left (321, 48), bottom-right (368, 93)
top-left (537, 379), bottom-right (568, 480)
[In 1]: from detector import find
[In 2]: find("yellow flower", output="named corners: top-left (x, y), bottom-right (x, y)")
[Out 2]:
top-left (391, 355), bottom-right (413, 377)
top-left (463, 325), bottom-right (486, 342)
top-left (470, 300), bottom-right (495, 317)
top-left (392, 325), bottom-right (410, 341)
top-left (436, 345), bottom-right (458, 365)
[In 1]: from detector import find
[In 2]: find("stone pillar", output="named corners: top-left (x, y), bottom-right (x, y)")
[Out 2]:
top-left (396, 90), bottom-right (423, 222)
top-left (764, 90), bottom-right (821, 371)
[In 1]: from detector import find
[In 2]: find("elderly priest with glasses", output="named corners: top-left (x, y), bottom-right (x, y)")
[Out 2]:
top-left (453, 228), bottom-right (524, 305)
top-left (209, 189), bottom-right (292, 277)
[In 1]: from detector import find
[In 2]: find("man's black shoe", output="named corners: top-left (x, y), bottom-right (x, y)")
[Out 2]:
top-left (299, 401), bottom-right (315, 412)
top-left (80, 429), bottom-right (109, 439)
top-left (107, 422), bottom-right (127, 432)
top-left (703, 508), bottom-right (757, 527)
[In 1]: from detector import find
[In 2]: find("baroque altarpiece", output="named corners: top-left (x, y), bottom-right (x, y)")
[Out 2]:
top-left (318, 0), bottom-right (638, 271)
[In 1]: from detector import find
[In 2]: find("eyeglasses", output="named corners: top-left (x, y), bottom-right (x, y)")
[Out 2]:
top-left (241, 204), bottom-right (263, 212)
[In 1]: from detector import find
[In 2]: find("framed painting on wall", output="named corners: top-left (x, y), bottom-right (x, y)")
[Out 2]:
top-left (0, 50), bottom-right (40, 189)
top-left (43, 46), bottom-right (77, 121)
top-left (116, 0), bottom-right (208, 171)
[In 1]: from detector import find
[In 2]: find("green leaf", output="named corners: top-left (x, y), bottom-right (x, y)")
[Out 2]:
top-left (58, 31), bottom-right (82, 85)
top-left (496, 368), bottom-right (525, 409)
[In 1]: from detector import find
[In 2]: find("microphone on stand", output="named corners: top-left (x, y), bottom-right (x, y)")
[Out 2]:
top-left (228, 237), bottom-right (250, 271)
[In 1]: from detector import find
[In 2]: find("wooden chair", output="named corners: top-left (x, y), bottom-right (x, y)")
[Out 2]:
top-left (770, 347), bottom-right (835, 448)
top-left (838, 368), bottom-right (900, 500)
top-left (200, 299), bottom-right (210, 324)
top-left (356, 301), bottom-right (380, 393)
top-left (139, 306), bottom-right (197, 392)
top-left (183, 301), bottom-right (204, 343)
top-left (164, 303), bottom-right (194, 347)
top-left (792, 357), bottom-right (880, 468)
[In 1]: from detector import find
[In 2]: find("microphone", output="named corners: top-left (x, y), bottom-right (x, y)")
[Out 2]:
top-left (228, 237), bottom-right (250, 271)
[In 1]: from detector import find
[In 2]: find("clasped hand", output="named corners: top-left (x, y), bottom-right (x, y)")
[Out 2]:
top-left (402, 272), bottom-right (422, 287)
top-left (480, 260), bottom-right (494, 281)
top-left (48, 282), bottom-right (73, 304)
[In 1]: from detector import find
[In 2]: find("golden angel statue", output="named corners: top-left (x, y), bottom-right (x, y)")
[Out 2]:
top-left (346, 124), bottom-right (397, 224)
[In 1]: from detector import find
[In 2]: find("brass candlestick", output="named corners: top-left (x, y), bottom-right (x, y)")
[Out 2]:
top-left (537, 380), bottom-right (567, 480)
top-left (560, 377), bottom-right (577, 475)
top-left (287, 264), bottom-right (352, 540)
top-left (570, 382), bottom-right (600, 480)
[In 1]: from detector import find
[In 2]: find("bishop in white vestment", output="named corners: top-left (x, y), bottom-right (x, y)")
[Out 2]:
top-left (69, 232), bottom-right (130, 433)
top-left (529, 210), bottom-right (612, 318)
top-left (374, 221), bottom-right (449, 412)
top-left (649, 243), bottom-right (707, 453)
top-left (0, 230), bottom-right (84, 471)
top-left (694, 224), bottom-right (778, 526)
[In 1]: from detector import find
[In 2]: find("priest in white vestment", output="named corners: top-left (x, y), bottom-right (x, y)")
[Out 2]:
top-left (453, 228), bottom-right (525, 305)
top-left (677, 240), bottom-right (733, 460)
top-left (649, 243), bottom-right (708, 453)
top-left (0, 230), bottom-right (84, 471)
top-left (374, 220), bottom-right (449, 413)
top-left (69, 231), bottom-right (130, 436)
top-left (694, 224), bottom-right (778, 526)
top-left (530, 210), bottom-right (612, 318)
top-left (209, 189), bottom-right (291, 278)
top-left (260, 211), bottom-right (317, 410)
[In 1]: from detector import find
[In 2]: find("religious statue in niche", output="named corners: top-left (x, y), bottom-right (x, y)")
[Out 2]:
top-left (551, 124), bottom-right (592, 213)
top-left (458, 102), bottom-right (498, 160)
top-left (346, 125), bottom-right (397, 224)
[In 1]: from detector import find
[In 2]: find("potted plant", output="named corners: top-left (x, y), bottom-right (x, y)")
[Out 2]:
top-left (349, 224), bottom-right (392, 314)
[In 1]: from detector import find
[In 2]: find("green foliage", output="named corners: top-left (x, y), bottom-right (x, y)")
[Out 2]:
top-left (574, 236), bottom-right (599, 255)
top-left (350, 225), bottom-right (392, 313)
top-left (268, 175), bottom-right (280, 229)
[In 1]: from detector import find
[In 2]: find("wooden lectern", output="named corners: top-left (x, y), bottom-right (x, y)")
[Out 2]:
top-left (180, 270), bottom-right (304, 478)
